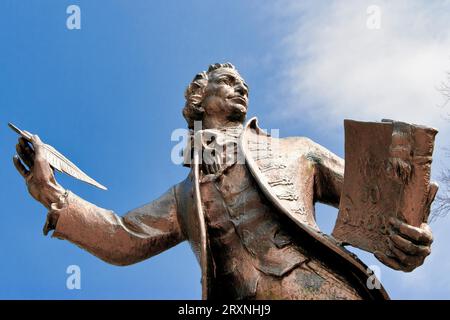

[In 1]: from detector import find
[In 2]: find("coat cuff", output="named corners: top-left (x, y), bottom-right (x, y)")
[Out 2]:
top-left (43, 189), bottom-right (70, 236)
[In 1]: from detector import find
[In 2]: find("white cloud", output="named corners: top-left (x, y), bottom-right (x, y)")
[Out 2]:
top-left (262, 0), bottom-right (450, 299)
top-left (268, 0), bottom-right (450, 129)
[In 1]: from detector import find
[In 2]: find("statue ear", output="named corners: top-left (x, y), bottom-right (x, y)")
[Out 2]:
top-left (187, 82), bottom-right (205, 106)
top-left (186, 74), bottom-right (208, 109)
top-left (183, 72), bottom-right (209, 128)
top-left (185, 72), bottom-right (207, 102)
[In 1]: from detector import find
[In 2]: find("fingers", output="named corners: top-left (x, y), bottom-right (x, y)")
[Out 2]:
top-left (390, 218), bottom-right (433, 245)
top-left (388, 244), bottom-right (425, 269)
top-left (20, 137), bottom-right (35, 157)
top-left (380, 218), bottom-right (433, 272)
top-left (428, 182), bottom-right (439, 204)
top-left (24, 133), bottom-right (45, 159)
top-left (27, 134), bottom-right (53, 180)
top-left (388, 244), bottom-right (417, 266)
top-left (32, 153), bottom-right (54, 183)
top-left (18, 134), bottom-right (53, 182)
top-left (390, 234), bottom-right (431, 257)
top-left (16, 138), bottom-right (34, 168)
top-left (13, 155), bottom-right (30, 179)
top-left (421, 222), bottom-right (432, 235)
top-left (374, 252), bottom-right (406, 271)
top-left (29, 133), bottom-right (43, 145)
top-left (374, 251), bottom-right (415, 272)
top-left (386, 235), bottom-right (428, 271)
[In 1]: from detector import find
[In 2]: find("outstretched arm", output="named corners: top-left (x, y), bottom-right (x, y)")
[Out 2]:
top-left (14, 135), bottom-right (185, 266)
top-left (46, 187), bottom-right (184, 266)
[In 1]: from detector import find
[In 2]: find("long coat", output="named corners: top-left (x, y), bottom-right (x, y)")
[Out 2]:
top-left (46, 117), bottom-right (389, 300)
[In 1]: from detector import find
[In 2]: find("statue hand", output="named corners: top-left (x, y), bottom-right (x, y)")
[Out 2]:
top-left (374, 218), bottom-right (433, 272)
top-left (13, 135), bottom-right (65, 210)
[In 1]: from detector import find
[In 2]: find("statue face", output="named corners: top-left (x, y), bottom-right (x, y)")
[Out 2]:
top-left (201, 68), bottom-right (249, 124)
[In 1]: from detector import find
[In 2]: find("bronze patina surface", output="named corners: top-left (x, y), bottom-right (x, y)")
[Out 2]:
top-left (13, 63), bottom-right (437, 300)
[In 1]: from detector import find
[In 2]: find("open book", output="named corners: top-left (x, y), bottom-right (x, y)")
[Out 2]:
top-left (332, 119), bottom-right (437, 254)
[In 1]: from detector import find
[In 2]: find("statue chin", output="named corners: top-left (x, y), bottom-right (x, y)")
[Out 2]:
top-left (227, 103), bottom-right (247, 123)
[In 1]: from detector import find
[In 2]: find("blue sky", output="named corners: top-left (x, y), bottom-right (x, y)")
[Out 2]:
top-left (1, 0), bottom-right (450, 299)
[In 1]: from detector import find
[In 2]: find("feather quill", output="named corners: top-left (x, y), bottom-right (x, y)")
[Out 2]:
top-left (9, 123), bottom-right (107, 190)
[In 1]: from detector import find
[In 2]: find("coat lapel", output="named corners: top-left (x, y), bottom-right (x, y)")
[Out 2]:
top-left (192, 147), bottom-right (213, 300)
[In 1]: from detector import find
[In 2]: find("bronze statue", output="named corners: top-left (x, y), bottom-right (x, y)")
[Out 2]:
top-left (13, 63), bottom-right (437, 300)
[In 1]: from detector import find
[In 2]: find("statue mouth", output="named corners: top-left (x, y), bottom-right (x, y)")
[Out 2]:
top-left (228, 96), bottom-right (248, 107)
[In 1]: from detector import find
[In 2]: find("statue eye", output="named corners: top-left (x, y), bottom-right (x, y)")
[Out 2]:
top-left (218, 77), bottom-right (234, 85)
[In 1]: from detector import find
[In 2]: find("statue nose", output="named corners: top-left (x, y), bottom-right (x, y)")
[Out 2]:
top-left (235, 83), bottom-right (248, 97)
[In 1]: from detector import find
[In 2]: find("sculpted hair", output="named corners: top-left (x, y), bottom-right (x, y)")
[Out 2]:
top-left (183, 62), bottom-right (236, 129)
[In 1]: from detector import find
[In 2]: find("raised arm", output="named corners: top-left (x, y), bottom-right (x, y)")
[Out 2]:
top-left (305, 137), bottom-right (436, 272)
top-left (13, 135), bottom-right (185, 266)
top-left (306, 139), bottom-right (344, 208)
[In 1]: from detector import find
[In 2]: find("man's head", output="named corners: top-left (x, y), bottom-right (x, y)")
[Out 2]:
top-left (183, 63), bottom-right (249, 129)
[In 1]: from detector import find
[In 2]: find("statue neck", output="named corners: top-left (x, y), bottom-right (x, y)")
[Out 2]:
top-left (201, 116), bottom-right (244, 131)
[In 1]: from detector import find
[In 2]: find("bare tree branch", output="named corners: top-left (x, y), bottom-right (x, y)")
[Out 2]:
top-left (432, 71), bottom-right (450, 222)
top-left (432, 166), bottom-right (450, 222)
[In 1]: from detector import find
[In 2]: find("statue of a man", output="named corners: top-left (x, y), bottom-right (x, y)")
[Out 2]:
top-left (13, 63), bottom-right (434, 300)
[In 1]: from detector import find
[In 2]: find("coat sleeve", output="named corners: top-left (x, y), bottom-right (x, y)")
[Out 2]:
top-left (306, 139), bottom-right (345, 208)
top-left (43, 186), bottom-right (185, 266)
